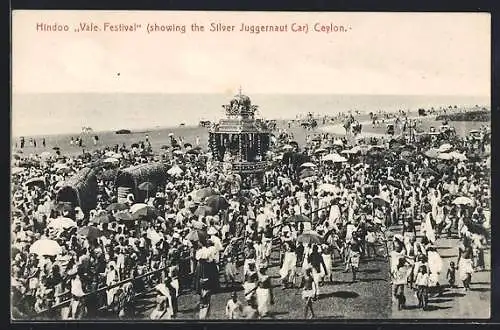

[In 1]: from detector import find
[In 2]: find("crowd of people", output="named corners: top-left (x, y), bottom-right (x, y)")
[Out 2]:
top-left (10, 113), bottom-right (490, 319)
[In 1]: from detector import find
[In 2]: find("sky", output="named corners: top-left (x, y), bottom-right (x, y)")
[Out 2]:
top-left (12, 11), bottom-right (491, 96)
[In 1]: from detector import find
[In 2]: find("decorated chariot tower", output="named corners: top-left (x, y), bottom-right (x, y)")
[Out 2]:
top-left (208, 90), bottom-right (271, 186)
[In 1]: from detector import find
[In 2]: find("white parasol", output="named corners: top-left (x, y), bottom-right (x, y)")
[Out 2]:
top-left (29, 239), bottom-right (62, 256)
top-left (48, 217), bottom-right (77, 230)
top-left (452, 196), bottom-right (475, 206)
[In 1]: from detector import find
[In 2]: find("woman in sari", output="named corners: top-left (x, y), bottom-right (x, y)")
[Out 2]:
top-left (255, 266), bottom-right (273, 318)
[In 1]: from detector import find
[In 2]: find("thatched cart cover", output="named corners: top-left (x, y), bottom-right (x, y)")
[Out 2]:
top-left (115, 163), bottom-right (169, 198)
top-left (56, 167), bottom-right (98, 213)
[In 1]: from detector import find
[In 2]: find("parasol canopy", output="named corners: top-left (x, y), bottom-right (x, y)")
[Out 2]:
top-left (438, 143), bottom-right (453, 153)
top-left (191, 187), bottom-right (218, 202)
top-left (138, 181), bottom-right (155, 191)
top-left (77, 226), bottom-right (104, 240)
top-left (47, 217), bottom-right (77, 230)
top-left (314, 148), bottom-right (327, 154)
top-left (29, 239), bottom-right (62, 256)
top-left (92, 213), bottom-right (112, 224)
top-left (194, 205), bottom-right (216, 217)
top-left (186, 230), bottom-right (208, 242)
top-left (299, 169), bottom-right (316, 179)
top-left (372, 196), bottom-right (390, 207)
top-left (322, 153), bottom-right (347, 163)
top-left (286, 214), bottom-right (311, 223)
top-left (167, 165), bottom-right (184, 176)
top-left (448, 151), bottom-right (467, 161)
top-left (300, 162), bottom-right (317, 168)
top-left (296, 232), bottom-right (323, 245)
top-left (114, 211), bottom-right (134, 221)
top-left (437, 153), bottom-right (453, 160)
top-left (103, 157), bottom-right (119, 164)
top-left (106, 203), bottom-right (129, 212)
top-left (317, 183), bottom-right (336, 193)
top-left (418, 168), bottom-right (438, 178)
top-left (190, 220), bottom-right (207, 230)
top-left (25, 177), bottom-right (45, 188)
top-left (452, 196), bottom-right (475, 206)
top-left (424, 149), bottom-right (440, 159)
top-left (131, 204), bottom-right (157, 219)
top-left (205, 195), bottom-right (229, 212)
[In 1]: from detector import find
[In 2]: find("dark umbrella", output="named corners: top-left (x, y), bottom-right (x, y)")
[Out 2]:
top-left (194, 205), bottom-right (216, 217)
top-left (297, 232), bottom-right (323, 244)
top-left (160, 145), bottom-right (169, 150)
top-left (114, 212), bottom-right (135, 221)
top-left (385, 179), bottom-right (403, 189)
top-left (25, 177), bottom-right (45, 188)
top-left (372, 196), bottom-right (390, 207)
top-left (52, 202), bottom-right (73, 213)
top-left (77, 226), bottom-right (104, 240)
top-left (418, 168), bottom-right (438, 178)
top-left (131, 206), bottom-right (157, 220)
top-left (92, 213), bottom-right (111, 224)
top-left (106, 203), bottom-right (129, 212)
top-left (299, 169), bottom-right (315, 179)
top-left (193, 187), bottom-right (218, 202)
top-left (186, 148), bottom-right (202, 155)
top-left (52, 147), bottom-right (60, 151)
top-left (186, 230), bottom-right (207, 242)
top-left (131, 143), bottom-right (140, 148)
top-left (138, 181), bottom-right (155, 199)
top-left (286, 214), bottom-right (311, 223)
top-left (184, 143), bottom-right (193, 148)
top-left (205, 195), bottom-right (229, 212)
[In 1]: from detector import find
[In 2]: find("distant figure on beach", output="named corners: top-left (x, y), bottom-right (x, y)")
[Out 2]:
top-left (42, 138), bottom-right (46, 148)
top-left (33, 139), bottom-right (37, 148)
top-left (78, 138), bottom-right (83, 147)
top-left (20, 137), bottom-right (25, 148)
top-left (70, 137), bottom-right (74, 146)
top-left (196, 136), bottom-right (200, 146)
top-left (145, 134), bottom-right (149, 143)
top-left (93, 135), bottom-right (99, 146)
top-left (29, 138), bottom-right (33, 147)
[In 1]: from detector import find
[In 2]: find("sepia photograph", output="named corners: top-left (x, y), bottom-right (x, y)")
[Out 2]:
top-left (11, 10), bottom-right (491, 320)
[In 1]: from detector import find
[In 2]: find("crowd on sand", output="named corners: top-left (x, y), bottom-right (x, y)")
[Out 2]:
top-left (11, 113), bottom-right (490, 319)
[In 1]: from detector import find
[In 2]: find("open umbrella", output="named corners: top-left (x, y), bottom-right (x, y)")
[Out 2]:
top-left (194, 205), bottom-right (216, 217)
top-left (205, 195), bottom-right (229, 212)
top-left (11, 167), bottom-right (24, 175)
top-left (77, 226), bottom-right (104, 240)
top-left (48, 217), bottom-right (77, 230)
top-left (190, 220), bottom-right (207, 230)
top-left (400, 150), bottom-right (412, 158)
top-left (192, 187), bottom-right (218, 202)
top-left (286, 214), bottom-right (311, 223)
top-left (114, 211), bottom-right (134, 221)
top-left (103, 157), bottom-right (119, 164)
top-left (92, 213), bottom-right (111, 224)
top-left (131, 205), bottom-right (157, 220)
top-left (25, 177), bottom-right (45, 188)
top-left (424, 149), bottom-right (440, 159)
top-left (437, 153), bottom-right (453, 160)
top-left (52, 202), bottom-right (73, 213)
top-left (130, 203), bottom-right (148, 214)
top-left (186, 230), bottom-right (207, 242)
top-left (40, 151), bottom-right (52, 160)
top-left (56, 166), bottom-right (73, 174)
top-left (52, 147), bottom-right (60, 151)
top-left (372, 196), bottom-right (390, 207)
top-left (317, 183), bottom-right (336, 193)
top-left (438, 143), bottom-right (453, 153)
top-left (385, 179), bottom-right (403, 189)
top-left (160, 145), bottom-right (169, 150)
top-left (299, 169), bottom-right (316, 179)
top-left (106, 203), bottom-right (129, 212)
top-left (30, 239), bottom-right (62, 256)
top-left (448, 151), bottom-right (467, 161)
top-left (322, 153), bottom-right (347, 163)
top-left (167, 165), bottom-right (184, 176)
top-left (138, 181), bottom-right (155, 199)
top-left (297, 232), bottom-right (323, 245)
top-left (418, 168), bottom-right (438, 178)
top-left (453, 196), bottom-right (475, 206)
top-left (300, 162), bottom-right (317, 168)
top-left (186, 148), bottom-right (201, 155)
top-left (314, 148), bottom-right (327, 154)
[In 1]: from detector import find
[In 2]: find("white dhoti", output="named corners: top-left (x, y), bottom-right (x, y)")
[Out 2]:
top-left (256, 288), bottom-right (271, 316)
top-left (459, 258), bottom-right (474, 281)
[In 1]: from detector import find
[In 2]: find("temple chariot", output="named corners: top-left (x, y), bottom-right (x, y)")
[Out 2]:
top-left (208, 90), bottom-right (271, 187)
